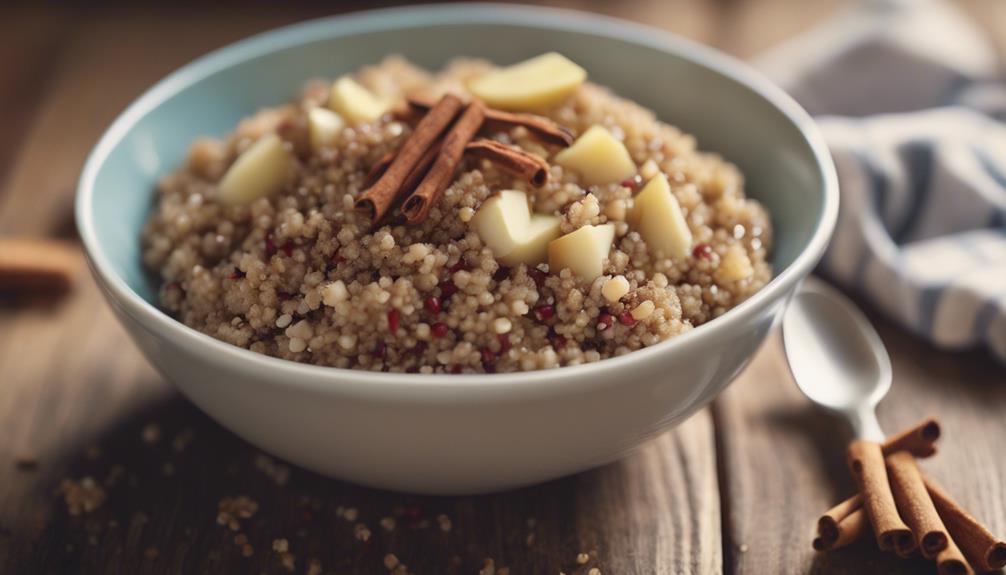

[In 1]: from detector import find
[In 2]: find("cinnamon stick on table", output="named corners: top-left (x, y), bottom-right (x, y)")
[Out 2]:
top-left (465, 139), bottom-right (550, 187)
top-left (814, 494), bottom-right (868, 552)
top-left (925, 477), bottom-right (1006, 571)
top-left (886, 451), bottom-right (949, 558)
top-left (406, 95), bottom-right (575, 147)
top-left (847, 440), bottom-right (916, 555)
top-left (356, 94), bottom-right (463, 223)
top-left (401, 101), bottom-right (486, 224)
top-left (883, 417), bottom-right (941, 458)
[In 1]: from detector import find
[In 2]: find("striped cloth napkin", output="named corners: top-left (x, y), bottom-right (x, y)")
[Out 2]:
top-left (755, 0), bottom-right (1006, 362)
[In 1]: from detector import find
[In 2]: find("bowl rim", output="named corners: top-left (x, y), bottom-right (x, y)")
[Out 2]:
top-left (75, 2), bottom-right (839, 396)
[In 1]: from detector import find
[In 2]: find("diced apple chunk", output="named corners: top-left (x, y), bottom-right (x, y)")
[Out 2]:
top-left (628, 174), bottom-right (693, 259)
top-left (308, 107), bottom-right (345, 150)
top-left (548, 224), bottom-right (615, 282)
top-left (216, 134), bottom-right (292, 206)
top-left (469, 52), bottom-right (586, 111)
top-left (471, 190), bottom-right (561, 267)
top-left (554, 125), bottom-right (636, 186)
top-left (328, 77), bottom-right (388, 123)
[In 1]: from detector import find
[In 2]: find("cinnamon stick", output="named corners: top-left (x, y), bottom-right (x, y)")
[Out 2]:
top-left (401, 101), bottom-right (485, 224)
top-left (937, 541), bottom-right (974, 575)
top-left (925, 477), bottom-right (1006, 571)
top-left (886, 451), bottom-right (949, 559)
top-left (882, 417), bottom-right (941, 458)
top-left (0, 238), bottom-right (78, 294)
top-left (406, 95), bottom-right (574, 147)
top-left (465, 139), bottom-right (550, 187)
top-left (356, 94), bottom-right (463, 223)
top-left (847, 440), bottom-right (915, 555)
top-left (812, 498), bottom-right (869, 550)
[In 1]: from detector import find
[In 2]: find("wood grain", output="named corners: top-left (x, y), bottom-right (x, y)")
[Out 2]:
top-left (1, 1), bottom-right (1004, 574)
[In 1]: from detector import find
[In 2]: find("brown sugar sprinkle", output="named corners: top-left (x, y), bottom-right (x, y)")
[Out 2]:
top-left (59, 477), bottom-right (107, 516)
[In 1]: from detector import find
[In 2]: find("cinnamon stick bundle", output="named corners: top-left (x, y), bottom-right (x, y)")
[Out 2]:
top-left (465, 139), bottom-right (550, 187)
top-left (925, 477), bottom-right (1006, 572)
top-left (847, 440), bottom-right (916, 555)
top-left (0, 238), bottom-right (78, 295)
top-left (356, 94), bottom-right (463, 223)
top-left (404, 95), bottom-right (575, 147)
top-left (886, 451), bottom-right (949, 558)
top-left (401, 101), bottom-right (486, 224)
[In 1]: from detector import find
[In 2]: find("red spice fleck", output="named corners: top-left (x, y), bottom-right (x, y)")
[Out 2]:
top-left (281, 241), bottom-right (295, 257)
top-left (448, 260), bottom-right (466, 274)
top-left (439, 281), bottom-right (458, 299)
top-left (692, 243), bottom-right (713, 260)
top-left (497, 333), bottom-right (511, 353)
top-left (424, 296), bottom-right (442, 315)
top-left (597, 313), bottom-right (615, 331)
top-left (265, 236), bottom-right (277, 257)
top-left (620, 174), bottom-right (643, 191)
top-left (527, 268), bottom-right (547, 287)
top-left (431, 322), bottom-right (449, 338)
top-left (618, 311), bottom-right (637, 327)
top-left (534, 304), bottom-right (555, 322)
top-left (228, 268), bottom-right (245, 280)
top-left (373, 342), bottom-right (387, 359)
top-left (387, 309), bottom-right (400, 333)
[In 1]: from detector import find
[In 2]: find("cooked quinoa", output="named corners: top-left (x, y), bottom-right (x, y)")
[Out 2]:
top-left (141, 56), bottom-right (773, 373)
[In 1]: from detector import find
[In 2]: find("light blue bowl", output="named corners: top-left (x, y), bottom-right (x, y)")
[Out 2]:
top-left (76, 4), bottom-right (837, 494)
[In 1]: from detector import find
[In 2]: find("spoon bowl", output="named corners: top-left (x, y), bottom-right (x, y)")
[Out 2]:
top-left (782, 278), bottom-right (892, 440)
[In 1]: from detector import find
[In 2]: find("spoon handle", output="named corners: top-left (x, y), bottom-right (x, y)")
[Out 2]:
top-left (848, 407), bottom-right (886, 442)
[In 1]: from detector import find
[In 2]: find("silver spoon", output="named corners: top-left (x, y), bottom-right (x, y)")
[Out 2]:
top-left (781, 278), bottom-right (892, 441)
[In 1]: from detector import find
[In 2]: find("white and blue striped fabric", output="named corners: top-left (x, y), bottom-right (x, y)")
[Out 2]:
top-left (755, 0), bottom-right (1006, 361)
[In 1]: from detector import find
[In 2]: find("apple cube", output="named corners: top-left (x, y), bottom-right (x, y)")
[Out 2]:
top-left (469, 52), bottom-right (586, 111)
top-left (628, 173), bottom-right (693, 259)
top-left (553, 125), bottom-right (636, 186)
top-left (328, 76), bottom-right (387, 123)
top-left (471, 190), bottom-right (561, 267)
top-left (548, 224), bottom-right (615, 282)
top-left (216, 134), bottom-right (292, 206)
top-left (308, 107), bottom-right (345, 150)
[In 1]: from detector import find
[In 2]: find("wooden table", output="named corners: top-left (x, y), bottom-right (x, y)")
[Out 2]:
top-left (1, 2), bottom-right (1003, 573)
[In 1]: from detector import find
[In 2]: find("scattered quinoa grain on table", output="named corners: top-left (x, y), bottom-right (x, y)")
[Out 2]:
top-left (142, 54), bottom-right (772, 374)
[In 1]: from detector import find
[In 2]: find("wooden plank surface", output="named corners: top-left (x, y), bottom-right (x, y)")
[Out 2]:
top-left (1, 2), bottom-right (1004, 574)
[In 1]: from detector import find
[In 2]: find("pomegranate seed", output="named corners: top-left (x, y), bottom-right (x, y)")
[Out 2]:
top-left (497, 333), bottom-right (511, 353)
top-left (387, 309), bottom-right (400, 332)
top-left (265, 236), bottom-right (277, 257)
top-left (373, 342), bottom-right (387, 359)
top-left (597, 313), bottom-right (615, 331)
top-left (332, 254), bottom-right (346, 265)
top-left (431, 322), bottom-right (449, 338)
top-left (534, 304), bottom-right (555, 322)
top-left (620, 174), bottom-right (642, 190)
top-left (228, 267), bottom-right (245, 280)
top-left (424, 296), bottom-right (442, 315)
top-left (493, 266), bottom-right (510, 282)
top-left (481, 348), bottom-right (497, 372)
top-left (448, 260), bottom-right (466, 274)
top-left (550, 332), bottom-right (567, 349)
top-left (692, 243), bottom-right (713, 260)
top-left (527, 268), bottom-right (547, 287)
top-left (439, 281), bottom-right (458, 298)
top-left (281, 241), bottom-right (295, 257)
top-left (450, 364), bottom-right (462, 374)
top-left (618, 311), bottom-right (637, 326)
